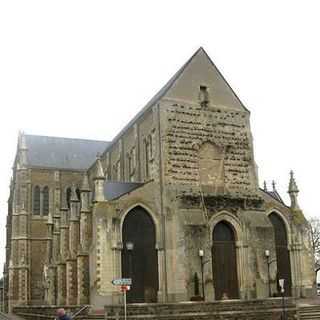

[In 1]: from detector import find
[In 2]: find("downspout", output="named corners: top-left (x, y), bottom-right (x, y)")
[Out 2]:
top-left (157, 103), bottom-right (168, 301)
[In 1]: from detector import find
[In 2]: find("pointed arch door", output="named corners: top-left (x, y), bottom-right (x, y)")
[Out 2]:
top-left (269, 212), bottom-right (292, 296)
top-left (121, 206), bottom-right (159, 303)
top-left (212, 221), bottom-right (239, 300)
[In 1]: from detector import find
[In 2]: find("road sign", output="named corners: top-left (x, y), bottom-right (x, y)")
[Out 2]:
top-left (120, 285), bottom-right (130, 292)
top-left (111, 278), bottom-right (132, 286)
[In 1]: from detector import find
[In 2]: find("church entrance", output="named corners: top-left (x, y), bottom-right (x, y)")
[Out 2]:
top-left (121, 206), bottom-right (159, 303)
top-left (269, 212), bottom-right (292, 296)
top-left (212, 221), bottom-right (239, 300)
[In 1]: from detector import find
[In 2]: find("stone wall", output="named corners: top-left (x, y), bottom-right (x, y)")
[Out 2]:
top-left (162, 100), bottom-right (259, 200)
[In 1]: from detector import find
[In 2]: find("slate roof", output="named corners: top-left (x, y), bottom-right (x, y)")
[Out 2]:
top-left (260, 188), bottom-right (286, 206)
top-left (25, 134), bottom-right (110, 170)
top-left (104, 181), bottom-right (144, 201)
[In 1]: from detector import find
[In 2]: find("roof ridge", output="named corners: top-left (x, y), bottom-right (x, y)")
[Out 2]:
top-left (97, 47), bottom-right (207, 160)
top-left (25, 133), bottom-right (110, 143)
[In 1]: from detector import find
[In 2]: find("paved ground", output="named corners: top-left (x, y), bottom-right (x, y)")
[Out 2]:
top-left (297, 296), bottom-right (320, 306)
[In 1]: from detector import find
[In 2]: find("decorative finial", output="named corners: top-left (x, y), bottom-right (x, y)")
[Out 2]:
top-left (288, 170), bottom-right (300, 210)
top-left (18, 131), bottom-right (27, 151)
top-left (81, 173), bottom-right (90, 191)
top-left (263, 181), bottom-right (268, 191)
top-left (18, 131), bottom-right (28, 169)
top-left (95, 155), bottom-right (105, 180)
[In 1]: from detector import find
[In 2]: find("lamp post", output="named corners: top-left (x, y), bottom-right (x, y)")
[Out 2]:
top-left (279, 278), bottom-right (286, 320)
top-left (126, 241), bottom-right (134, 281)
top-left (199, 249), bottom-right (205, 300)
top-left (265, 250), bottom-right (271, 297)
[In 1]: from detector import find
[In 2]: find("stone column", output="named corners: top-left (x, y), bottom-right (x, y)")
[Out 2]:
top-left (60, 209), bottom-right (69, 260)
top-left (46, 213), bottom-right (54, 263)
top-left (8, 262), bottom-right (14, 312)
top-left (18, 263), bottom-right (28, 305)
top-left (56, 257), bottom-right (66, 305)
top-left (66, 252), bottom-right (77, 305)
top-left (290, 242), bottom-right (302, 297)
top-left (77, 247), bottom-right (89, 305)
top-left (47, 264), bottom-right (56, 305)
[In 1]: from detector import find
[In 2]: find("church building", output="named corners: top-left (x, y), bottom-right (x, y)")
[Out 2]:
top-left (3, 48), bottom-right (315, 311)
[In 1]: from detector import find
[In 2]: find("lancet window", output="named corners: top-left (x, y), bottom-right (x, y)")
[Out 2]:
top-left (33, 185), bottom-right (50, 216)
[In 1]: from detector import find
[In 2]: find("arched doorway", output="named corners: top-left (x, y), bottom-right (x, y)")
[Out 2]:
top-left (269, 212), bottom-right (292, 296)
top-left (212, 221), bottom-right (239, 300)
top-left (121, 206), bottom-right (159, 303)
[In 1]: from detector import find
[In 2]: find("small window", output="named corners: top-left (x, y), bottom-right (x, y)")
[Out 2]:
top-left (199, 85), bottom-right (209, 107)
top-left (43, 186), bottom-right (49, 215)
top-left (76, 188), bottom-right (81, 201)
top-left (66, 187), bottom-right (72, 208)
top-left (33, 186), bottom-right (40, 215)
top-left (145, 140), bottom-right (150, 179)
top-left (127, 147), bottom-right (136, 182)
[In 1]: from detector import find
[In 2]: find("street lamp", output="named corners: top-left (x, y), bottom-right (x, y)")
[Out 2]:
top-left (279, 279), bottom-right (286, 320)
top-left (265, 250), bottom-right (271, 297)
top-left (199, 249), bottom-right (205, 300)
top-left (126, 241), bottom-right (134, 281)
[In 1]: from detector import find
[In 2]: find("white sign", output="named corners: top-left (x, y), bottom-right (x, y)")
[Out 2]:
top-left (111, 278), bottom-right (132, 286)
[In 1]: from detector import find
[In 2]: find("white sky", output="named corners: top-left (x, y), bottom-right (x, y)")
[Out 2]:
top-left (0, 0), bottom-right (319, 270)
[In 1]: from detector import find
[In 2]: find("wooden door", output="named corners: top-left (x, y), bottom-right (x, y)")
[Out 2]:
top-left (122, 206), bottom-right (159, 303)
top-left (212, 221), bottom-right (239, 300)
top-left (269, 213), bottom-right (292, 296)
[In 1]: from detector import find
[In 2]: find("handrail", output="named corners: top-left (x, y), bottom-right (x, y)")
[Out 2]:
top-left (71, 305), bottom-right (90, 319)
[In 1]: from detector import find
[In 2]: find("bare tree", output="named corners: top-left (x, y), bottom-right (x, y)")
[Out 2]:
top-left (308, 217), bottom-right (320, 276)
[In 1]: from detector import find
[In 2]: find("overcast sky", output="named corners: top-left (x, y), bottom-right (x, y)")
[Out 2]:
top-left (0, 0), bottom-right (319, 269)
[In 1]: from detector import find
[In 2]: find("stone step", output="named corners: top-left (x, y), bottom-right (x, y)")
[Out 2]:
top-left (298, 305), bottom-right (320, 320)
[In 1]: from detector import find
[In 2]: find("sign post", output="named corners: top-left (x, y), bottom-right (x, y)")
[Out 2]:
top-left (111, 279), bottom-right (132, 320)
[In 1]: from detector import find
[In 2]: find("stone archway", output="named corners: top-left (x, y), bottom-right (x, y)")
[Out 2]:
top-left (212, 221), bottom-right (239, 300)
top-left (269, 212), bottom-right (292, 296)
top-left (121, 206), bottom-right (159, 303)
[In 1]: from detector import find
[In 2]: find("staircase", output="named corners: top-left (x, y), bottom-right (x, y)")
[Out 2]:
top-left (299, 305), bottom-right (320, 320)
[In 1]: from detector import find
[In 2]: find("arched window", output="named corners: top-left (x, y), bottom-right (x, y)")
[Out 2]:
top-left (66, 187), bottom-right (72, 208)
top-left (33, 186), bottom-right (40, 215)
top-left (43, 186), bottom-right (49, 215)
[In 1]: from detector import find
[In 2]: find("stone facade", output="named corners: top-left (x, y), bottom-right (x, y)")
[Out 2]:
top-left (3, 47), bottom-right (315, 311)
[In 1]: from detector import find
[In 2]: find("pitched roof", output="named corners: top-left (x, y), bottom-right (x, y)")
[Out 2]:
top-left (260, 188), bottom-right (286, 206)
top-left (24, 134), bottom-right (110, 170)
top-left (103, 181), bottom-right (144, 200)
top-left (101, 47), bottom-right (248, 157)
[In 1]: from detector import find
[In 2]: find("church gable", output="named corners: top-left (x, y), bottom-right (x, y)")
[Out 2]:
top-left (161, 50), bottom-right (259, 199)
top-left (162, 47), bottom-right (247, 111)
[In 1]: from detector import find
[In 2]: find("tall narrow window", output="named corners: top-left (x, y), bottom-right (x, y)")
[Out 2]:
top-left (33, 186), bottom-right (40, 215)
top-left (43, 186), bottom-right (49, 215)
top-left (76, 188), bottom-right (81, 210)
top-left (127, 147), bottom-right (136, 182)
top-left (116, 160), bottom-right (121, 181)
top-left (76, 188), bottom-right (81, 201)
top-left (66, 187), bottom-right (72, 208)
top-left (199, 85), bottom-right (209, 107)
top-left (145, 140), bottom-right (150, 179)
